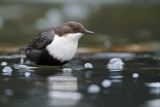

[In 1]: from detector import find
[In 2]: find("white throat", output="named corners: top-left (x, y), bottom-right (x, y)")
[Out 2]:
top-left (46, 33), bottom-right (83, 62)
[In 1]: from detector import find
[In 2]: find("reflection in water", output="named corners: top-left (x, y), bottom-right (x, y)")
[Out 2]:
top-left (47, 70), bottom-right (82, 106)
top-left (145, 82), bottom-right (160, 95)
top-left (142, 99), bottom-right (160, 107)
top-left (20, 52), bottom-right (24, 64)
top-left (109, 71), bottom-right (123, 85)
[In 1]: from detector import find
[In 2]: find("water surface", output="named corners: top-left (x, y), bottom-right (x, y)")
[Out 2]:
top-left (0, 52), bottom-right (160, 107)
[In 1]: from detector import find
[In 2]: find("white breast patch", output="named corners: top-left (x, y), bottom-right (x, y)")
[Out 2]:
top-left (46, 33), bottom-right (83, 62)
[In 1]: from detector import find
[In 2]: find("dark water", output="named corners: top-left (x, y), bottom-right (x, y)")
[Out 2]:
top-left (1, 52), bottom-right (160, 107)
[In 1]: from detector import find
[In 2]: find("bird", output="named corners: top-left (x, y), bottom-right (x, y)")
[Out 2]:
top-left (21, 21), bottom-right (94, 66)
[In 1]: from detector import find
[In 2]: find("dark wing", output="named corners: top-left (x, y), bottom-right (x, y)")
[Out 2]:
top-left (28, 29), bottom-right (55, 50)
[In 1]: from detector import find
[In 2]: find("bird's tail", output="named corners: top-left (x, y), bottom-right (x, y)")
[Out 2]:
top-left (19, 46), bottom-right (28, 52)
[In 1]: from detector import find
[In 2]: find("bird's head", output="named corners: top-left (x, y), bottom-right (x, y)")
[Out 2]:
top-left (56, 21), bottom-right (94, 41)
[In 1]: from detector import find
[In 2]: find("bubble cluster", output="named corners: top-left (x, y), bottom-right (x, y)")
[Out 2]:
top-left (107, 58), bottom-right (124, 71)
top-left (2, 66), bottom-right (13, 73)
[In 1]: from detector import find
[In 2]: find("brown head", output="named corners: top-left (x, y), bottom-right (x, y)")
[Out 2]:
top-left (54, 21), bottom-right (94, 37)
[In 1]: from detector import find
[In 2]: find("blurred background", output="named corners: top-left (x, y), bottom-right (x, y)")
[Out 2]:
top-left (0, 0), bottom-right (160, 48)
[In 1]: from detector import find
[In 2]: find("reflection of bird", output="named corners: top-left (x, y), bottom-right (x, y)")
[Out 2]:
top-left (21, 21), bottom-right (94, 66)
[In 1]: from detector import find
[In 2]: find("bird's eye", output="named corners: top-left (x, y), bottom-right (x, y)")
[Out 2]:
top-left (72, 27), bottom-right (77, 30)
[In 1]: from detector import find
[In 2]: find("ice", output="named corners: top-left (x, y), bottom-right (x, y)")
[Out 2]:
top-left (2, 66), bottom-right (12, 73)
top-left (1, 62), bottom-right (7, 66)
top-left (4, 89), bottom-right (13, 96)
top-left (84, 63), bottom-right (93, 68)
top-left (132, 73), bottom-right (139, 78)
top-left (63, 68), bottom-right (72, 72)
top-left (88, 84), bottom-right (100, 94)
top-left (101, 79), bottom-right (112, 88)
top-left (145, 82), bottom-right (160, 88)
top-left (107, 58), bottom-right (124, 71)
top-left (25, 72), bottom-right (31, 77)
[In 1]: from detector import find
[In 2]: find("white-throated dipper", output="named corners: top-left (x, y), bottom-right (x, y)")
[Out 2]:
top-left (21, 21), bottom-right (94, 66)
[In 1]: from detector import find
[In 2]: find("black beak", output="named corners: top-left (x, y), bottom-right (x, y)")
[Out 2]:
top-left (85, 30), bottom-right (95, 34)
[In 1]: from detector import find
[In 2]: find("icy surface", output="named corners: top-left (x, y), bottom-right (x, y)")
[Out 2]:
top-left (84, 63), bottom-right (93, 68)
top-left (132, 73), bottom-right (139, 78)
top-left (88, 84), bottom-right (100, 94)
top-left (2, 66), bottom-right (13, 73)
top-left (1, 62), bottom-right (7, 66)
top-left (101, 79), bottom-right (112, 88)
top-left (25, 72), bottom-right (31, 77)
top-left (107, 58), bottom-right (124, 71)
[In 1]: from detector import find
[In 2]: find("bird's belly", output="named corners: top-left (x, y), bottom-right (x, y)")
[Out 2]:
top-left (46, 38), bottom-right (78, 62)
